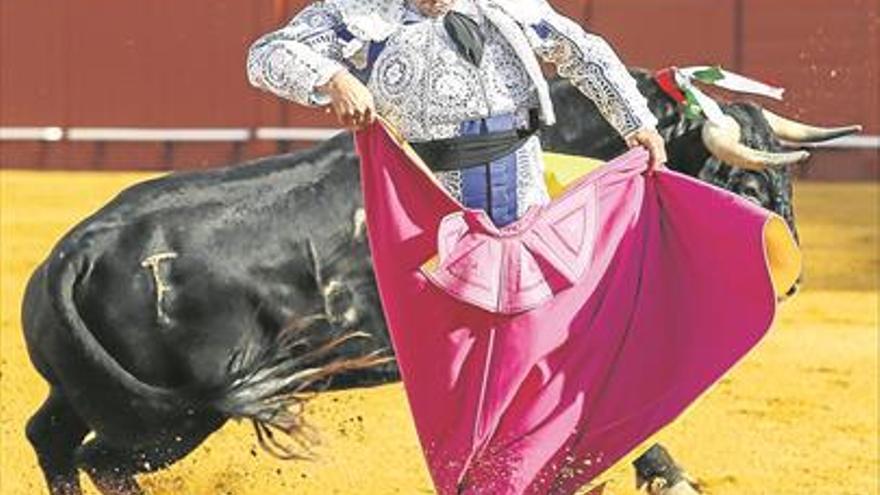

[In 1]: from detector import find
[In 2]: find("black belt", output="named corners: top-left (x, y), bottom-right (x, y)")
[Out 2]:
top-left (411, 112), bottom-right (543, 172)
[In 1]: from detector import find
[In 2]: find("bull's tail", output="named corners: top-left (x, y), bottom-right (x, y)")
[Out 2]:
top-left (44, 249), bottom-right (188, 414)
top-left (210, 315), bottom-right (393, 460)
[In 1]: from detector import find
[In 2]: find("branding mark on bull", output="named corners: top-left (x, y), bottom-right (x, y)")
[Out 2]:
top-left (140, 252), bottom-right (179, 325)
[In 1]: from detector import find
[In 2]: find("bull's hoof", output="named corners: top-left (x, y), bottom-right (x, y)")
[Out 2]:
top-left (645, 478), bottom-right (701, 495)
top-left (633, 444), bottom-right (701, 494)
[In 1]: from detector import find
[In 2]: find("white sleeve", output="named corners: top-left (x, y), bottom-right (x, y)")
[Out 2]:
top-left (522, 3), bottom-right (658, 138)
top-left (246, 1), bottom-right (347, 107)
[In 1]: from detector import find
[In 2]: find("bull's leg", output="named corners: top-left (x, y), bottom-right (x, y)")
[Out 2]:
top-left (75, 416), bottom-right (224, 495)
top-left (74, 440), bottom-right (144, 495)
top-left (25, 388), bottom-right (91, 495)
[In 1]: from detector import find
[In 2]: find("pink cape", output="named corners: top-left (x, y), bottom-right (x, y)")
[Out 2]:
top-left (354, 122), bottom-right (800, 494)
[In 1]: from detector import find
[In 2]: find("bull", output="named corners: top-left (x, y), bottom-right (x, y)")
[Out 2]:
top-left (543, 68), bottom-right (861, 246)
top-left (21, 69), bottom-right (859, 495)
top-left (22, 134), bottom-right (394, 495)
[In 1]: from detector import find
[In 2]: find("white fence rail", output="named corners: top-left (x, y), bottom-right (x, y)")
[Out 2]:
top-left (0, 127), bottom-right (343, 143)
top-left (255, 127), bottom-right (344, 141)
top-left (0, 127), bottom-right (64, 141)
top-left (1, 126), bottom-right (877, 149)
top-left (66, 128), bottom-right (252, 142)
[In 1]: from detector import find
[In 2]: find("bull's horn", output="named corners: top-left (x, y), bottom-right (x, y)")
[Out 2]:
top-left (702, 116), bottom-right (810, 171)
top-left (762, 109), bottom-right (862, 143)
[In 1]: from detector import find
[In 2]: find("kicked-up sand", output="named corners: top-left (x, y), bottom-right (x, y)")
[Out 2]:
top-left (1, 169), bottom-right (877, 494)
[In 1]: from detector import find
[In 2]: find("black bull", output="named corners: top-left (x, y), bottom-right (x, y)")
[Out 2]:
top-left (21, 71), bottom-right (856, 495)
top-left (547, 71), bottom-right (793, 238)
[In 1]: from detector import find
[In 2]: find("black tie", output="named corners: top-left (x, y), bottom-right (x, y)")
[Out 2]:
top-left (444, 11), bottom-right (485, 67)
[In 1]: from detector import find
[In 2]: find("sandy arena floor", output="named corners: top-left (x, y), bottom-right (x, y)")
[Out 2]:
top-left (0, 170), bottom-right (877, 495)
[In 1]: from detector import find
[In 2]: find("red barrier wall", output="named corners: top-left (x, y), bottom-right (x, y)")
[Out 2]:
top-left (1, 0), bottom-right (877, 178)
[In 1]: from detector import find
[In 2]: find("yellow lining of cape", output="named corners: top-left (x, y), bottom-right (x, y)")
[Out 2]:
top-left (543, 152), bottom-right (606, 198)
top-left (763, 214), bottom-right (802, 297)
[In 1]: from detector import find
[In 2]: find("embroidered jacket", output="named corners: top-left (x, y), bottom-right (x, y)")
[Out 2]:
top-left (247, 0), bottom-right (658, 223)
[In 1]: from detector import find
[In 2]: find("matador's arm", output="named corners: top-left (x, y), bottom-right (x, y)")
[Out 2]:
top-left (246, 1), bottom-right (346, 107)
top-left (516, 1), bottom-right (658, 138)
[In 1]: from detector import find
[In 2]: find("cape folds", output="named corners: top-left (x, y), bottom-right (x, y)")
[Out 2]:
top-left (354, 121), bottom-right (800, 494)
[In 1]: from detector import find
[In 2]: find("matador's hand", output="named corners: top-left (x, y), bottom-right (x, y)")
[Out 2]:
top-left (625, 128), bottom-right (667, 173)
top-left (317, 70), bottom-right (376, 130)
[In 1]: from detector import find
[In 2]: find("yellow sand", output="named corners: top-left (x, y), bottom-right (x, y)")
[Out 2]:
top-left (1, 170), bottom-right (877, 495)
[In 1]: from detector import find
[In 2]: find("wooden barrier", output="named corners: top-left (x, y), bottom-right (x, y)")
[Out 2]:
top-left (0, 0), bottom-right (876, 177)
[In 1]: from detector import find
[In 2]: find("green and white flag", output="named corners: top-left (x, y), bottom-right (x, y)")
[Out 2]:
top-left (670, 65), bottom-right (786, 126)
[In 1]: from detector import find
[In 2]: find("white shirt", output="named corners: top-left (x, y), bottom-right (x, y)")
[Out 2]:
top-left (247, 0), bottom-right (657, 217)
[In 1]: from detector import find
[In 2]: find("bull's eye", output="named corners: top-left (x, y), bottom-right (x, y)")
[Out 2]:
top-left (730, 173), bottom-right (770, 208)
top-left (742, 185), bottom-right (769, 206)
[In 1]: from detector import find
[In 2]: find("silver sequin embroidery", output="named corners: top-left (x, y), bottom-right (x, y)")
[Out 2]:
top-left (247, 0), bottom-right (656, 220)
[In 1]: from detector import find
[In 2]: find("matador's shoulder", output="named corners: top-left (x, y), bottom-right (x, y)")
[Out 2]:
top-left (483, 0), bottom-right (553, 25)
top-left (322, 0), bottom-right (554, 40)
top-left (323, 0), bottom-right (407, 41)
